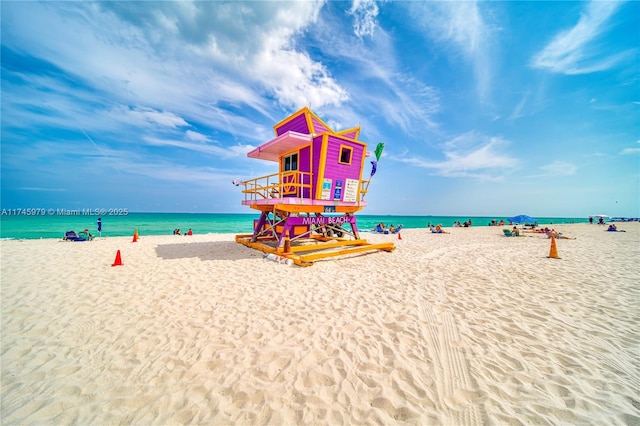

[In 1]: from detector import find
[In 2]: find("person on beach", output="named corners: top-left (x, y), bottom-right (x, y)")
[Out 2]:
top-left (512, 226), bottom-right (520, 236)
top-left (430, 224), bottom-right (449, 234)
top-left (187, 228), bottom-right (193, 235)
top-left (546, 228), bottom-right (575, 239)
top-left (372, 223), bottom-right (385, 233)
top-left (524, 226), bottom-right (544, 234)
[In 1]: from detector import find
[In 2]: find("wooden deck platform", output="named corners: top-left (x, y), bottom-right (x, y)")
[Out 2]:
top-left (235, 234), bottom-right (395, 267)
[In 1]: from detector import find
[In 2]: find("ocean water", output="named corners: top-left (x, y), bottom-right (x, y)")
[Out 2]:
top-left (0, 212), bottom-right (589, 240)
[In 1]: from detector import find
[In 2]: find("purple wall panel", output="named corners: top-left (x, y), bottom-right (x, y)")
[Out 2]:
top-left (309, 135), bottom-right (364, 201)
top-left (323, 136), bottom-right (364, 184)
top-left (299, 146), bottom-right (312, 198)
top-left (299, 145), bottom-right (311, 172)
top-left (311, 116), bottom-right (330, 134)
top-left (340, 130), bottom-right (358, 139)
top-left (312, 136), bottom-right (324, 197)
top-left (275, 114), bottom-right (310, 136)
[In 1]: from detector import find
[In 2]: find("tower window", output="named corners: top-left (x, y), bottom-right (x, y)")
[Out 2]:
top-left (283, 153), bottom-right (298, 171)
top-left (339, 146), bottom-right (353, 165)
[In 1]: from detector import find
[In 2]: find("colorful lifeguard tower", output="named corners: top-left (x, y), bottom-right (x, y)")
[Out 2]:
top-left (235, 107), bottom-right (395, 266)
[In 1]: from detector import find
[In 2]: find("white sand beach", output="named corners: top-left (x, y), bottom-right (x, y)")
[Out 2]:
top-left (1, 223), bottom-right (639, 425)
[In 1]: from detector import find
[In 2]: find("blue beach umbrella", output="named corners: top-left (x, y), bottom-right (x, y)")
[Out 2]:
top-left (508, 214), bottom-right (537, 225)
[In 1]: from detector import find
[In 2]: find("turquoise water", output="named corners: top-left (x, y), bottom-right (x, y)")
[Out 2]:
top-left (0, 212), bottom-right (589, 240)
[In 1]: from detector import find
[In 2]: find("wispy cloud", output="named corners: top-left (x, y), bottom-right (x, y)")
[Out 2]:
top-left (308, 13), bottom-right (441, 138)
top-left (144, 137), bottom-right (253, 159)
top-left (410, 1), bottom-right (495, 102)
top-left (393, 132), bottom-right (518, 180)
top-left (18, 187), bottom-right (67, 192)
top-left (185, 130), bottom-right (210, 143)
top-left (620, 147), bottom-right (640, 155)
top-left (538, 161), bottom-right (578, 176)
top-left (127, 108), bottom-right (189, 128)
top-left (531, 1), bottom-right (631, 74)
top-left (508, 92), bottom-right (530, 121)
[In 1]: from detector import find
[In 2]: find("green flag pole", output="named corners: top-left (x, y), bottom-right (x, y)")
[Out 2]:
top-left (362, 143), bottom-right (384, 201)
top-left (374, 142), bottom-right (384, 162)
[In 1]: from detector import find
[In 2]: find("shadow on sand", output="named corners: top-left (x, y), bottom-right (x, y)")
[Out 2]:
top-left (155, 240), bottom-right (261, 261)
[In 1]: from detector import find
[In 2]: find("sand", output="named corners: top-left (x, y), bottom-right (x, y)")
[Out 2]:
top-left (1, 223), bottom-right (639, 425)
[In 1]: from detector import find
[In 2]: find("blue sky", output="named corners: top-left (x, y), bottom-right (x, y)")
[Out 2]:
top-left (2, 1), bottom-right (638, 217)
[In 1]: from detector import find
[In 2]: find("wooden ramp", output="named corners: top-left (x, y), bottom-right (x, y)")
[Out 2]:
top-left (236, 234), bottom-right (395, 267)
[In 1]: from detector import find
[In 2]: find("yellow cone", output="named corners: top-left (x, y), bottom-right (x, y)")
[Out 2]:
top-left (547, 235), bottom-right (560, 259)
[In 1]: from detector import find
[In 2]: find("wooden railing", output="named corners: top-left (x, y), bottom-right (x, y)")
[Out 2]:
top-left (359, 179), bottom-right (370, 200)
top-left (242, 172), bottom-right (370, 204)
top-left (242, 171), bottom-right (313, 203)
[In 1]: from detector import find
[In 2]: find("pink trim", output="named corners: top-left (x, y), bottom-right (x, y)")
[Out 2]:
top-left (247, 131), bottom-right (312, 162)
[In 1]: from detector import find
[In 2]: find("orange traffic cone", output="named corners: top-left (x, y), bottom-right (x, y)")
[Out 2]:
top-left (112, 250), bottom-right (123, 266)
top-left (547, 236), bottom-right (560, 259)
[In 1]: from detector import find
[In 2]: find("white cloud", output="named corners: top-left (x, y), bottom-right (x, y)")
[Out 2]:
top-left (2, 1), bottom-right (345, 121)
top-left (349, 0), bottom-right (380, 38)
top-left (185, 130), bottom-right (210, 143)
top-left (253, 44), bottom-right (349, 109)
top-left (531, 1), bottom-right (630, 74)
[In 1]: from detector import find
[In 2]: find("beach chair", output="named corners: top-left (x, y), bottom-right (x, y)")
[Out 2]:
top-left (64, 231), bottom-right (85, 241)
top-left (391, 225), bottom-right (403, 234)
top-left (64, 230), bottom-right (91, 241)
top-left (503, 229), bottom-right (514, 237)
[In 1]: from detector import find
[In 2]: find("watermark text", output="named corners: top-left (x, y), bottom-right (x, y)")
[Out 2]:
top-left (1, 208), bottom-right (129, 216)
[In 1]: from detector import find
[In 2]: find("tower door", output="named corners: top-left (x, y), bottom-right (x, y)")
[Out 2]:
top-left (281, 152), bottom-right (299, 196)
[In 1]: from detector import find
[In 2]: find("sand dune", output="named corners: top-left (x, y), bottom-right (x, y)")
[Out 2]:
top-left (1, 223), bottom-right (639, 424)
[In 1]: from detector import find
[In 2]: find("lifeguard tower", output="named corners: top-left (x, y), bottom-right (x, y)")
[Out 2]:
top-left (235, 107), bottom-right (395, 266)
